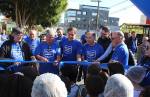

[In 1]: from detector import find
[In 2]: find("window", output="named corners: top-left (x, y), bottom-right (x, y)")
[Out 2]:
top-left (68, 17), bottom-right (76, 22)
top-left (92, 13), bottom-right (97, 16)
top-left (67, 11), bottom-right (76, 16)
top-left (83, 11), bottom-right (87, 15)
top-left (77, 11), bottom-right (81, 15)
top-left (77, 18), bottom-right (81, 21)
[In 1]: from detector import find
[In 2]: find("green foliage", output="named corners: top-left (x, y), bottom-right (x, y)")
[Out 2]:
top-left (0, 0), bottom-right (67, 27)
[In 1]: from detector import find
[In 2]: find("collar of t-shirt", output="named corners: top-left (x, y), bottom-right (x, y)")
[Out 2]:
top-left (114, 42), bottom-right (124, 50)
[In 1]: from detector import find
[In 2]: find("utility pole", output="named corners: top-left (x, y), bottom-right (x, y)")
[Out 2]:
top-left (91, 0), bottom-right (101, 39)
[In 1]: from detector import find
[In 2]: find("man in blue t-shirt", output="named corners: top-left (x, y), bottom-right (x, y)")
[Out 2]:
top-left (55, 27), bottom-right (66, 44)
top-left (82, 31), bottom-right (104, 80)
top-left (24, 30), bottom-right (40, 55)
top-left (60, 27), bottom-right (82, 82)
top-left (83, 32), bottom-right (104, 62)
top-left (35, 29), bottom-right (61, 74)
top-left (110, 31), bottom-right (129, 67)
top-left (60, 27), bottom-right (82, 61)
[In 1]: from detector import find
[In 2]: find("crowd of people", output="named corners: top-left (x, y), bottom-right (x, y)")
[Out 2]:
top-left (0, 26), bottom-right (150, 97)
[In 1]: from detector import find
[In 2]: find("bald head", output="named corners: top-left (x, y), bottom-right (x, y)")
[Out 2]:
top-left (86, 32), bottom-right (95, 45)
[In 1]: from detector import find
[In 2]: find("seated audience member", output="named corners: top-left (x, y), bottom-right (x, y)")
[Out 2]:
top-left (60, 75), bottom-right (71, 94)
top-left (104, 74), bottom-right (134, 97)
top-left (126, 66), bottom-right (147, 97)
top-left (87, 64), bottom-right (102, 76)
top-left (60, 64), bottom-right (79, 97)
top-left (31, 73), bottom-right (67, 97)
top-left (85, 75), bottom-right (105, 97)
top-left (18, 66), bottom-right (39, 81)
top-left (87, 64), bottom-right (109, 83)
top-left (139, 86), bottom-right (150, 97)
top-left (99, 71), bottom-right (109, 86)
top-left (0, 73), bottom-right (33, 97)
top-left (108, 61), bottom-right (125, 75)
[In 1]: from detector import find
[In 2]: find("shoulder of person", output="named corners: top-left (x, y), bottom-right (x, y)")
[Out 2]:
top-left (1, 40), bottom-right (12, 46)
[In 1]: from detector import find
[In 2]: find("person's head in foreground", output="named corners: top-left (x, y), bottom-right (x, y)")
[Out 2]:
top-left (139, 86), bottom-right (150, 97)
top-left (87, 64), bottom-right (102, 76)
top-left (31, 73), bottom-right (67, 97)
top-left (85, 75), bottom-right (105, 97)
top-left (104, 74), bottom-right (134, 97)
top-left (108, 61), bottom-right (124, 75)
top-left (126, 66), bottom-right (146, 87)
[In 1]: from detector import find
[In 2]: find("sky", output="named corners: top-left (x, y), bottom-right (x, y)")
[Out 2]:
top-left (63, 0), bottom-right (144, 25)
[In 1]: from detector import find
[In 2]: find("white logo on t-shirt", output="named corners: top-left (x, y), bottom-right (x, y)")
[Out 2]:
top-left (87, 50), bottom-right (96, 59)
top-left (64, 45), bottom-right (72, 54)
top-left (43, 49), bottom-right (54, 59)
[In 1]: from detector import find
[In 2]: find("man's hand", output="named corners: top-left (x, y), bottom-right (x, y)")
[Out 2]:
top-left (94, 59), bottom-right (101, 64)
top-left (13, 62), bottom-right (21, 66)
top-left (93, 61), bottom-right (100, 65)
top-left (41, 57), bottom-right (49, 62)
top-left (53, 60), bottom-right (59, 66)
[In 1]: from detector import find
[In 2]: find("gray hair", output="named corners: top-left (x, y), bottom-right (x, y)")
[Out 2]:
top-left (104, 74), bottom-right (134, 97)
top-left (31, 73), bottom-right (67, 97)
top-left (112, 30), bottom-right (125, 41)
top-left (46, 28), bottom-right (56, 37)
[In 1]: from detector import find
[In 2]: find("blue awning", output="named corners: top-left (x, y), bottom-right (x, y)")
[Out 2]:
top-left (130, 0), bottom-right (150, 19)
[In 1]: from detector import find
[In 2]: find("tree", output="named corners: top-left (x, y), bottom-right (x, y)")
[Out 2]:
top-left (0, 0), bottom-right (67, 28)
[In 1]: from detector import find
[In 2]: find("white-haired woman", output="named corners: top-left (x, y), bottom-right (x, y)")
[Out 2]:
top-left (31, 73), bottom-right (67, 97)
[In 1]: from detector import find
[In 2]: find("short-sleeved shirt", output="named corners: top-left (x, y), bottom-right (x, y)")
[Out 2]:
top-left (60, 38), bottom-right (82, 61)
top-left (34, 42), bottom-right (61, 74)
top-left (111, 42), bottom-right (129, 67)
top-left (83, 43), bottom-right (104, 62)
top-left (24, 37), bottom-right (40, 55)
top-left (11, 43), bottom-right (24, 61)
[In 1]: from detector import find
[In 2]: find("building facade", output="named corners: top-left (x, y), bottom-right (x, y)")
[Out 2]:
top-left (64, 5), bottom-right (119, 30)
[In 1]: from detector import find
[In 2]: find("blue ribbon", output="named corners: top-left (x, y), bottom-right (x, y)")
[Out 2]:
top-left (0, 60), bottom-right (130, 70)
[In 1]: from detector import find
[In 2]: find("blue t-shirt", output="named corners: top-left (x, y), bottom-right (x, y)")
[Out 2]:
top-left (129, 38), bottom-right (137, 53)
top-left (80, 34), bottom-right (86, 44)
top-left (111, 42), bottom-right (129, 67)
top-left (24, 37), bottom-right (40, 55)
top-left (83, 43), bottom-right (104, 62)
top-left (60, 38), bottom-right (82, 61)
top-left (11, 43), bottom-right (24, 61)
top-left (34, 42), bottom-right (61, 74)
